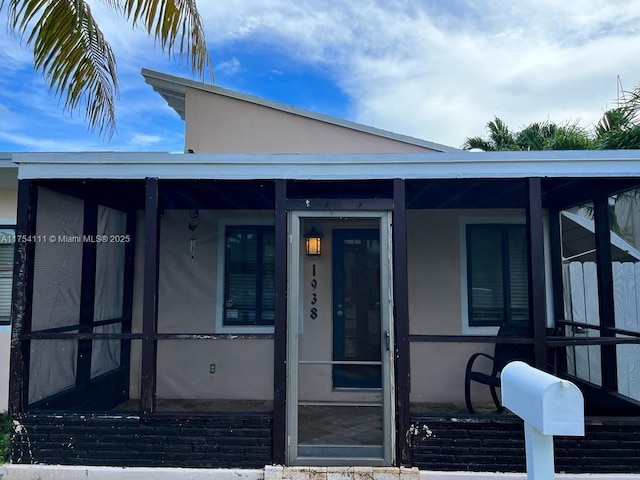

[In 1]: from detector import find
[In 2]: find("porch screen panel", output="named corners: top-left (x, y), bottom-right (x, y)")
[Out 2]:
top-left (29, 187), bottom-right (84, 402)
top-left (155, 207), bottom-right (275, 411)
top-left (610, 189), bottom-right (640, 401)
top-left (561, 206), bottom-right (602, 386)
top-left (91, 206), bottom-right (126, 379)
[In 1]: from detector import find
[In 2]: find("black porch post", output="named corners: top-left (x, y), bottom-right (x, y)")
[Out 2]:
top-left (141, 177), bottom-right (160, 419)
top-left (9, 180), bottom-right (38, 415)
top-left (120, 211), bottom-right (137, 371)
top-left (392, 178), bottom-right (411, 466)
top-left (548, 207), bottom-right (567, 373)
top-left (526, 177), bottom-right (547, 369)
top-left (76, 202), bottom-right (98, 387)
top-left (273, 179), bottom-right (287, 464)
top-left (593, 192), bottom-right (618, 392)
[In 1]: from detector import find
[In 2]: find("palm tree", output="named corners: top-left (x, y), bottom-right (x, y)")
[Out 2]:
top-left (462, 117), bottom-right (518, 151)
top-left (463, 118), bottom-right (594, 151)
top-left (595, 107), bottom-right (640, 149)
top-left (1, 0), bottom-right (213, 138)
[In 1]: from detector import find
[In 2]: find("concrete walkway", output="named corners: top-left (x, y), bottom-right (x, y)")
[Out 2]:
top-left (1, 465), bottom-right (639, 480)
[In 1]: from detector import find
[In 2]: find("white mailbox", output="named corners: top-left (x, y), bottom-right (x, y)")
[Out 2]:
top-left (502, 361), bottom-right (584, 436)
top-left (502, 361), bottom-right (584, 480)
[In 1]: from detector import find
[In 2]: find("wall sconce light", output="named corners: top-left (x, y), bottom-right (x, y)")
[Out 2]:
top-left (305, 227), bottom-right (323, 256)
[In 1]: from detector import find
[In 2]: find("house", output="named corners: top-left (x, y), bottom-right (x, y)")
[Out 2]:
top-left (6, 70), bottom-right (640, 474)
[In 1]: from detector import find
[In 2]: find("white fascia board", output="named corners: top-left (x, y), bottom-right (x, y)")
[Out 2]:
top-left (0, 153), bottom-right (16, 167)
top-left (14, 150), bottom-right (640, 181)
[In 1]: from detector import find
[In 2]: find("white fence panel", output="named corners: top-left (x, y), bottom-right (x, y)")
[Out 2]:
top-left (613, 262), bottom-right (640, 401)
top-left (566, 261), bottom-right (640, 401)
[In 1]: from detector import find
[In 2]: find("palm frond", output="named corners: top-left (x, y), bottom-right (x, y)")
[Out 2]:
top-left (0, 0), bottom-right (213, 138)
top-left (122, 0), bottom-right (213, 81)
top-left (2, 0), bottom-right (118, 136)
top-left (462, 136), bottom-right (494, 151)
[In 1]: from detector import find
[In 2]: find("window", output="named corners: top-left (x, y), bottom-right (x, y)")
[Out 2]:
top-left (466, 223), bottom-right (529, 327)
top-left (222, 225), bottom-right (275, 329)
top-left (0, 227), bottom-right (15, 325)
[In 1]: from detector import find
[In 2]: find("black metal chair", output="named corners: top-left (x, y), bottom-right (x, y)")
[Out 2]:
top-left (464, 324), bottom-right (534, 413)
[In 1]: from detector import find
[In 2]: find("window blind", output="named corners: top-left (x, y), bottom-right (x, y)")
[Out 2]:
top-left (0, 228), bottom-right (15, 324)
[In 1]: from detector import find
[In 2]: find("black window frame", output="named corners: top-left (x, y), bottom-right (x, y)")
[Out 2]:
top-left (222, 224), bottom-right (275, 328)
top-left (466, 223), bottom-right (529, 327)
top-left (0, 225), bottom-right (15, 326)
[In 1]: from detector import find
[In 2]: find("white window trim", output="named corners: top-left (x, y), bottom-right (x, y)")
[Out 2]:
top-left (215, 217), bottom-right (275, 334)
top-left (460, 214), bottom-right (554, 335)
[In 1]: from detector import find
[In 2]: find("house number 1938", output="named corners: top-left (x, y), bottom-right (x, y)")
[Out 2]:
top-left (310, 264), bottom-right (318, 320)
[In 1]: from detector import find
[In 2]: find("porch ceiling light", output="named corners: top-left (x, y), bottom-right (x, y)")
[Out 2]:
top-left (305, 227), bottom-right (323, 256)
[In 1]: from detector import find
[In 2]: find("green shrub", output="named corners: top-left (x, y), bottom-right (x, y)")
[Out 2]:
top-left (0, 411), bottom-right (10, 463)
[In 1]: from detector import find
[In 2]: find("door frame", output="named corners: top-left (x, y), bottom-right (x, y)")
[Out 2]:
top-left (286, 210), bottom-right (396, 466)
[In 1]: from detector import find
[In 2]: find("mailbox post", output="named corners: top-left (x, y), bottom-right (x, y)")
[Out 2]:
top-left (502, 361), bottom-right (584, 480)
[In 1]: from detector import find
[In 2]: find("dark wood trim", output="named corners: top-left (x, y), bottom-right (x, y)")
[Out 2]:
top-left (121, 210), bottom-right (137, 372)
top-left (9, 180), bottom-right (38, 414)
top-left (526, 178), bottom-right (547, 369)
top-left (25, 330), bottom-right (272, 340)
top-left (25, 332), bottom-right (144, 340)
top-left (155, 333), bottom-right (275, 340)
top-left (593, 192), bottom-right (618, 392)
top-left (548, 207), bottom-right (567, 373)
top-left (392, 178), bottom-right (411, 466)
top-left (410, 333), bottom-right (640, 346)
top-left (409, 334), bottom-right (535, 344)
top-left (285, 198), bottom-right (394, 211)
top-left (556, 319), bottom-right (640, 338)
top-left (77, 201), bottom-right (98, 387)
top-left (272, 179), bottom-right (287, 465)
top-left (26, 317), bottom-right (125, 335)
top-left (141, 178), bottom-right (160, 419)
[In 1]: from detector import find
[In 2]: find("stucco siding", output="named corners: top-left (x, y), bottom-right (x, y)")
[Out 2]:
top-left (185, 88), bottom-right (438, 154)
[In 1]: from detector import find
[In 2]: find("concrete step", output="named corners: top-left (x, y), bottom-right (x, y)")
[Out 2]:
top-left (265, 466), bottom-right (420, 480)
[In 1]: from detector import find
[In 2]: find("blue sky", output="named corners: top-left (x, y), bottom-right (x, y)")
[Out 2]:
top-left (2, 1), bottom-right (640, 152)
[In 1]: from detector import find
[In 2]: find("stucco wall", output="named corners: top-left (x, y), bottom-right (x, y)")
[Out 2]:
top-left (131, 209), bottom-right (275, 401)
top-left (0, 187), bottom-right (17, 412)
top-left (127, 207), bottom-right (537, 408)
top-left (185, 87), bottom-right (437, 154)
top-left (407, 209), bottom-right (528, 406)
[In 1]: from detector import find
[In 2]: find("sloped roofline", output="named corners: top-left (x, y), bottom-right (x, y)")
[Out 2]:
top-left (141, 69), bottom-right (459, 153)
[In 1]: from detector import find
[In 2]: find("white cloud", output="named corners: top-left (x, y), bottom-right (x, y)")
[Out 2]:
top-left (129, 133), bottom-right (162, 147)
top-left (216, 57), bottom-right (242, 77)
top-left (192, 0), bottom-right (640, 147)
top-left (4, 1), bottom-right (640, 151)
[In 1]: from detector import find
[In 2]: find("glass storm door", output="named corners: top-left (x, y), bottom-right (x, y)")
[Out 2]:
top-left (332, 229), bottom-right (382, 389)
top-left (287, 212), bottom-right (395, 466)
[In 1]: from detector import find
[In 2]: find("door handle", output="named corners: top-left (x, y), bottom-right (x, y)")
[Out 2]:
top-left (385, 330), bottom-right (390, 351)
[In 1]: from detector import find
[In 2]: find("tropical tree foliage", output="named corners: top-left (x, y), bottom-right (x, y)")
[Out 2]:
top-left (463, 116), bottom-right (594, 151)
top-left (1, 0), bottom-right (213, 138)
top-left (464, 84), bottom-right (640, 151)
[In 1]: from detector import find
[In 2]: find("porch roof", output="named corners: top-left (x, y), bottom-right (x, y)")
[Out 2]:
top-left (11, 150), bottom-right (640, 181)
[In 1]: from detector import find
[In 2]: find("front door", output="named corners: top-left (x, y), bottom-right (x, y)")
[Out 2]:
top-left (287, 211), bottom-right (395, 466)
